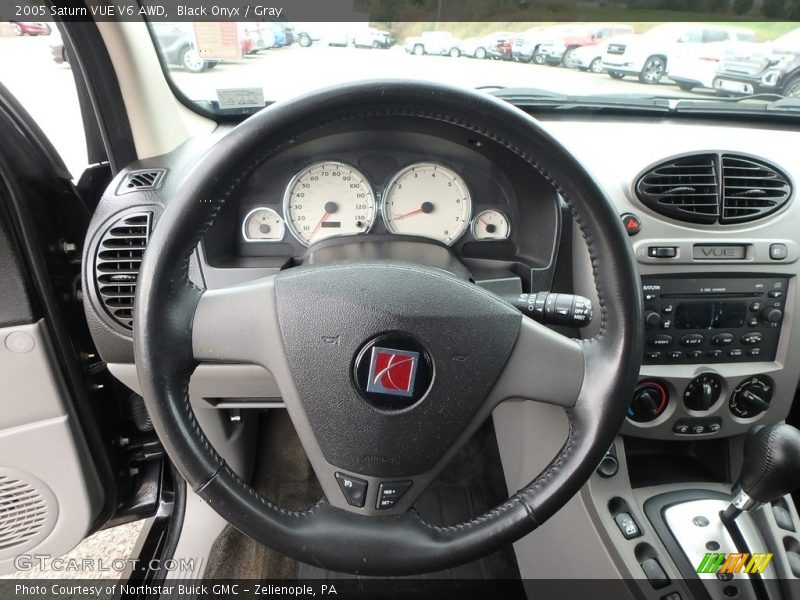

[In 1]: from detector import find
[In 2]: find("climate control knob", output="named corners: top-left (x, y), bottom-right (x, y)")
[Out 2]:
top-left (730, 375), bottom-right (774, 419)
top-left (684, 373), bottom-right (722, 412)
top-left (629, 380), bottom-right (669, 423)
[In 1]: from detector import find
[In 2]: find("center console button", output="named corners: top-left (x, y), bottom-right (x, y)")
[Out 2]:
top-left (741, 332), bottom-right (763, 346)
top-left (748, 317), bottom-right (759, 327)
top-left (649, 335), bottom-right (673, 348)
top-left (680, 334), bottom-right (704, 347)
top-left (750, 302), bottom-right (762, 312)
top-left (711, 333), bottom-right (734, 346)
top-left (667, 351), bottom-right (683, 360)
top-left (768, 290), bottom-right (783, 298)
top-left (662, 304), bottom-right (674, 314)
top-left (707, 349), bottom-right (723, 359)
top-left (747, 348), bottom-right (761, 357)
top-left (688, 350), bottom-right (703, 359)
top-left (729, 348), bottom-right (743, 358)
top-left (640, 557), bottom-right (670, 589)
top-left (614, 513), bottom-right (642, 540)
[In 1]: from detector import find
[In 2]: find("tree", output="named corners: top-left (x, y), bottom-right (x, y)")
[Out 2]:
top-left (787, 0), bottom-right (800, 18)
top-left (761, 0), bottom-right (786, 17)
top-left (708, 0), bottom-right (729, 10)
top-left (732, 0), bottom-right (753, 12)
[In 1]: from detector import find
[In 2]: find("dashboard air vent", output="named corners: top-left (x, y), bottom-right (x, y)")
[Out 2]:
top-left (94, 212), bottom-right (151, 330)
top-left (720, 155), bottom-right (791, 224)
top-left (635, 154), bottom-right (720, 224)
top-left (116, 169), bottom-right (166, 195)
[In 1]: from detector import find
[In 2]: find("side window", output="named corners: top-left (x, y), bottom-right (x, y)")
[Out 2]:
top-left (0, 23), bottom-right (89, 177)
top-left (703, 29), bottom-right (730, 43)
top-left (596, 28), bottom-right (612, 39)
top-left (679, 29), bottom-right (703, 43)
top-left (616, 26), bottom-right (634, 36)
top-left (736, 31), bottom-right (756, 42)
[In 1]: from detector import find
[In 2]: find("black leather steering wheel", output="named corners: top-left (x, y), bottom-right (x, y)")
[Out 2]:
top-left (134, 80), bottom-right (642, 575)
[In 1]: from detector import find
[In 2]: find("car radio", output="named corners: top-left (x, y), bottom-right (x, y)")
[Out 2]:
top-left (641, 275), bottom-right (789, 365)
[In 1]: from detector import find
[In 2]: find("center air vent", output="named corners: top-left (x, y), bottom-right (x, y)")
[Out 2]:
top-left (721, 155), bottom-right (792, 223)
top-left (635, 154), bottom-right (719, 224)
top-left (636, 153), bottom-right (791, 225)
top-left (94, 212), bottom-right (151, 330)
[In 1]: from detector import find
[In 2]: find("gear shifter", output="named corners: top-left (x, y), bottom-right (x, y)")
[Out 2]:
top-left (722, 423), bottom-right (800, 522)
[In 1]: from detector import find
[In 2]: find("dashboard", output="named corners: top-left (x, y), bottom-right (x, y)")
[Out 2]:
top-left (82, 111), bottom-right (800, 445)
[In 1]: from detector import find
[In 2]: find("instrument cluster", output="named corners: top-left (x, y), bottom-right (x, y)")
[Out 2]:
top-left (241, 160), bottom-right (510, 248)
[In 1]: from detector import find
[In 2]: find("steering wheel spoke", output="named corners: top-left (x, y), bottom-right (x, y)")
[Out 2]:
top-left (488, 315), bottom-right (585, 408)
top-left (192, 276), bottom-right (281, 366)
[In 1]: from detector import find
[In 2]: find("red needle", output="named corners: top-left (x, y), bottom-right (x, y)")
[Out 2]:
top-left (394, 207), bottom-right (424, 220)
top-left (479, 217), bottom-right (490, 227)
top-left (309, 211), bottom-right (330, 239)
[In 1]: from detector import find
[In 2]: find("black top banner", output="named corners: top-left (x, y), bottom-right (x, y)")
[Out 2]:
top-left (4, 0), bottom-right (800, 22)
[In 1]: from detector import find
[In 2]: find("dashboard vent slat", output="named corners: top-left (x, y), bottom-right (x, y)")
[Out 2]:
top-left (636, 153), bottom-right (792, 225)
top-left (720, 154), bottom-right (792, 224)
top-left (116, 169), bottom-right (166, 195)
top-left (635, 154), bottom-right (720, 224)
top-left (94, 212), bottom-right (151, 330)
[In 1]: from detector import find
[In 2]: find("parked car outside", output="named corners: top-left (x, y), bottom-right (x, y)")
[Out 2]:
top-left (570, 41), bottom-right (608, 73)
top-left (11, 21), bottom-right (51, 36)
top-left (510, 27), bottom-right (545, 62)
top-left (353, 28), bottom-right (394, 49)
top-left (490, 32), bottom-right (518, 60)
top-left (667, 28), bottom-right (756, 91)
top-left (712, 27), bottom-right (800, 98)
top-left (48, 29), bottom-right (67, 64)
top-left (603, 23), bottom-right (755, 85)
top-left (239, 23), bottom-right (274, 54)
top-left (150, 23), bottom-right (217, 73)
top-left (404, 31), bottom-right (459, 57)
top-left (537, 23), bottom-right (633, 68)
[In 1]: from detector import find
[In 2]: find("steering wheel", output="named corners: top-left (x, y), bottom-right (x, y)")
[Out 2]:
top-left (134, 80), bottom-right (642, 575)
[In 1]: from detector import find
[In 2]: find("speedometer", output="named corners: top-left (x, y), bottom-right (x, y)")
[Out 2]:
top-left (284, 162), bottom-right (376, 246)
top-left (382, 163), bottom-right (471, 245)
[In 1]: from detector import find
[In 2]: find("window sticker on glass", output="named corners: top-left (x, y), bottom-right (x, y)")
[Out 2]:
top-left (216, 87), bottom-right (265, 109)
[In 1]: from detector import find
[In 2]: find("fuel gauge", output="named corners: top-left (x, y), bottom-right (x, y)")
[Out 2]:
top-left (243, 207), bottom-right (285, 242)
top-left (472, 209), bottom-right (510, 241)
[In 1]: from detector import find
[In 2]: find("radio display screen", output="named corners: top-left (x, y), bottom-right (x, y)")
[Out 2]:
top-left (675, 302), bottom-right (747, 330)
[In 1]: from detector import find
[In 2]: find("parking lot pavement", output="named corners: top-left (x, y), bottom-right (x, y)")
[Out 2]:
top-left (172, 43), bottom-right (698, 104)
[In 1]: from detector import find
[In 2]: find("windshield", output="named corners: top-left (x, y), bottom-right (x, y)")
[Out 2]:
top-left (147, 21), bottom-right (800, 115)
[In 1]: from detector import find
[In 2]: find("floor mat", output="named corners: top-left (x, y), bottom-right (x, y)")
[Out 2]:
top-left (205, 410), bottom-right (521, 584)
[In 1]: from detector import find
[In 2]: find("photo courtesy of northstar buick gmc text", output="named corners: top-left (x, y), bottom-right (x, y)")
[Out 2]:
top-left (2, 1), bottom-right (800, 599)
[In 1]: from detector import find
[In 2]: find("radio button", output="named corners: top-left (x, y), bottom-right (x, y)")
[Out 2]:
top-left (667, 351), bottom-right (683, 360)
top-left (662, 304), bottom-right (674, 314)
top-left (680, 334), bottom-right (704, 347)
top-left (711, 333), bottom-right (735, 346)
top-left (645, 351), bottom-right (662, 360)
top-left (747, 348), bottom-right (761, 357)
top-left (741, 332), bottom-right (763, 346)
top-left (688, 350), bottom-right (703, 359)
top-left (750, 302), bottom-right (762, 312)
top-left (768, 290), bottom-right (783, 299)
top-left (770, 243), bottom-right (788, 260)
top-left (644, 293), bottom-right (657, 301)
top-left (748, 317), bottom-right (759, 327)
top-left (707, 349), bottom-right (723, 359)
top-left (649, 335), bottom-right (673, 348)
top-left (660, 319), bottom-right (672, 329)
top-left (729, 348), bottom-right (744, 358)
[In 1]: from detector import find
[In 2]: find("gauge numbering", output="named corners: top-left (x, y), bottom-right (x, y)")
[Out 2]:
top-left (283, 162), bottom-right (376, 246)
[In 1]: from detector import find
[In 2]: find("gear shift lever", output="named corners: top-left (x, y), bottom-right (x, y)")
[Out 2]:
top-left (722, 423), bottom-right (800, 522)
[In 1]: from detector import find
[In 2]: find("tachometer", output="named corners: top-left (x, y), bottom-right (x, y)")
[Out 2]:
top-left (382, 163), bottom-right (471, 245)
top-left (284, 162), bottom-right (376, 246)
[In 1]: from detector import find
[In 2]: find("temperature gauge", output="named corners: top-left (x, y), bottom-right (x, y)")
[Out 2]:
top-left (472, 209), bottom-right (510, 240)
top-left (243, 207), bottom-right (285, 242)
